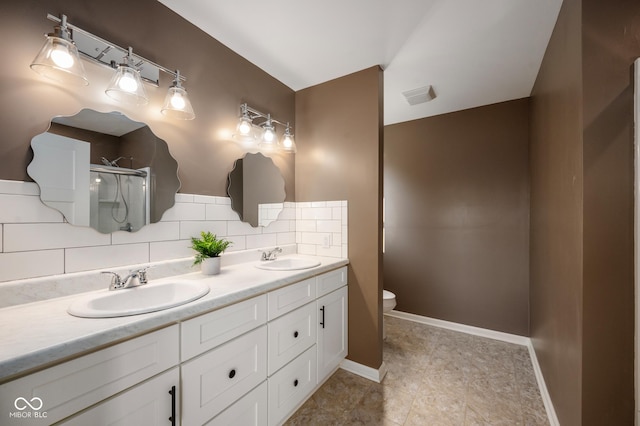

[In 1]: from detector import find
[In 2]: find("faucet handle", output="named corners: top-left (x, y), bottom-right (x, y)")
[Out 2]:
top-left (101, 271), bottom-right (123, 290)
top-left (130, 265), bottom-right (153, 284)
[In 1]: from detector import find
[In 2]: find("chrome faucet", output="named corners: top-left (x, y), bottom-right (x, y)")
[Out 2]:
top-left (261, 247), bottom-right (282, 261)
top-left (102, 266), bottom-right (151, 290)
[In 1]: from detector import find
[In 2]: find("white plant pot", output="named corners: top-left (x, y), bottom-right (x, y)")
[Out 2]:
top-left (201, 257), bottom-right (221, 275)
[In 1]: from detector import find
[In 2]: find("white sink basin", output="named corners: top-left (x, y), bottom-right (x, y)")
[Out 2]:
top-left (68, 281), bottom-right (210, 318)
top-left (255, 258), bottom-right (321, 271)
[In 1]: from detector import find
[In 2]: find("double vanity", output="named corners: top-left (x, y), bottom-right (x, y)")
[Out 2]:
top-left (0, 255), bottom-right (348, 425)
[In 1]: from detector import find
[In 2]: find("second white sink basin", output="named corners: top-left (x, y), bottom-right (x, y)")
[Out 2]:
top-left (255, 258), bottom-right (321, 271)
top-left (68, 281), bottom-right (210, 318)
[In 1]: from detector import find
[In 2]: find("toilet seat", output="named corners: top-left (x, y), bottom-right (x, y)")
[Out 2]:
top-left (383, 290), bottom-right (395, 300)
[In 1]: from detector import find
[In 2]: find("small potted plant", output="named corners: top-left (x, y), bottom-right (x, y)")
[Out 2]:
top-left (190, 231), bottom-right (232, 275)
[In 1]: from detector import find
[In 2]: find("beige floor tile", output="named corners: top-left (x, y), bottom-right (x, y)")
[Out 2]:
top-left (311, 368), bottom-right (373, 417)
top-left (285, 316), bottom-right (549, 425)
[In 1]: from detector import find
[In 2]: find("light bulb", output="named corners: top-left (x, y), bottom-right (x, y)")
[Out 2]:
top-left (50, 43), bottom-right (74, 69)
top-left (118, 71), bottom-right (138, 92)
top-left (283, 135), bottom-right (293, 148)
top-left (170, 92), bottom-right (186, 109)
top-left (239, 118), bottom-right (252, 135)
top-left (263, 128), bottom-right (275, 142)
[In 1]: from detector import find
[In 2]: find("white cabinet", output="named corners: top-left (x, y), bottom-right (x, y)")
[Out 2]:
top-left (59, 368), bottom-right (179, 426)
top-left (1, 263), bottom-right (348, 426)
top-left (0, 325), bottom-right (179, 426)
top-left (181, 326), bottom-right (268, 426)
top-left (268, 346), bottom-right (317, 426)
top-left (181, 294), bottom-right (267, 361)
top-left (317, 286), bottom-right (348, 381)
top-left (267, 302), bottom-right (317, 375)
top-left (206, 381), bottom-right (268, 426)
top-left (267, 277), bottom-right (316, 320)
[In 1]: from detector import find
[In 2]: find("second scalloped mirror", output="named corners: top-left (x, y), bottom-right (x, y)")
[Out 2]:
top-left (227, 153), bottom-right (285, 227)
top-left (27, 109), bottom-right (180, 233)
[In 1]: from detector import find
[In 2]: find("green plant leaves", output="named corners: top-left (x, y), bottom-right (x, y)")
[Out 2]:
top-left (190, 231), bottom-right (232, 265)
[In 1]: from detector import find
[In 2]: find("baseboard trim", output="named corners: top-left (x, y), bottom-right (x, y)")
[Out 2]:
top-left (385, 310), bottom-right (530, 346)
top-left (385, 310), bottom-right (559, 426)
top-left (340, 359), bottom-right (388, 383)
top-left (526, 340), bottom-right (560, 426)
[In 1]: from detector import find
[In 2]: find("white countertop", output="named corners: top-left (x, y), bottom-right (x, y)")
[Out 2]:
top-left (0, 255), bottom-right (348, 383)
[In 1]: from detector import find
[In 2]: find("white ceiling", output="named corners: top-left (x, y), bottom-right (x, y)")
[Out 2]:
top-left (158, 0), bottom-right (562, 125)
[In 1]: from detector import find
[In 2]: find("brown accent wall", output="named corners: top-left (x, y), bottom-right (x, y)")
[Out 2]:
top-left (581, 0), bottom-right (637, 422)
top-left (384, 99), bottom-right (530, 336)
top-left (530, 0), bottom-right (637, 423)
top-left (295, 67), bottom-right (384, 369)
top-left (0, 0), bottom-right (295, 198)
top-left (529, 0), bottom-right (584, 424)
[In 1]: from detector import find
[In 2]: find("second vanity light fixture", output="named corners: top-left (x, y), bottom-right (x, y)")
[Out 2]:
top-left (30, 14), bottom-right (195, 120)
top-left (235, 103), bottom-right (296, 153)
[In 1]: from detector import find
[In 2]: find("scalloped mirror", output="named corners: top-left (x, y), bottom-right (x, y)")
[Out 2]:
top-left (27, 109), bottom-right (180, 233)
top-left (227, 153), bottom-right (285, 227)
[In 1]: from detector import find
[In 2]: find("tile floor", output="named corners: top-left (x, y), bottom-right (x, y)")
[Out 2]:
top-left (286, 315), bottom-right (549, 425)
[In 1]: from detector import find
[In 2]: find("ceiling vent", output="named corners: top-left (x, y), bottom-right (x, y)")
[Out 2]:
top-left (402, 85), bottom-right (436, 105)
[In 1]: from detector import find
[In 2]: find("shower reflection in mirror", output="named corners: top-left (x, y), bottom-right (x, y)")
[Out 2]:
top-left (90, 159), bottom-right (150, 233)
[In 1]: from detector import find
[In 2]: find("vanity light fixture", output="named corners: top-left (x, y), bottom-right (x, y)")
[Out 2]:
top-left (30, 14), bottom-right (88, 86)
top-left (31, 14), bottom-right (196, 119)
top-left (234, 103), bottom-right (295, 153)
top-left (105, 47), bottom-right (148, 105)
top-left (161, 70), bottom-right (195, 120)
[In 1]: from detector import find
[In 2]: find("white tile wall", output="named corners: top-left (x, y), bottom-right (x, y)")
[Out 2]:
top-left (0, 250), bottom-right (65, 281)
top-left (295, 201), bottom-right (348, 257)
top-left (0, 180), bottom-right (349, 286)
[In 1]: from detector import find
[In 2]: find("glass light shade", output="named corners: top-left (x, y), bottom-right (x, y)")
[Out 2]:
top-left (237, 116), bottom-right (253, 135)
top-left (105, 65), bottom-right (148, 105)
top-left (280, 132), bottom-right (297, 153)
top-left (30, 36), bottom-right (88, 86)
top-left (161, 85), bottom-right (195, 120)
top-left (261, 124), bottom-right (277, 143)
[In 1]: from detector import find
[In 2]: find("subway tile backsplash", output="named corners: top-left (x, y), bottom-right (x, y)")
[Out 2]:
top-left (0, 179), bottom-right (348, 291)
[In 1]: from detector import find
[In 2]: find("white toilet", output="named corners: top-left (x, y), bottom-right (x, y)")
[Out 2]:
top-left (382, 290), bottom-right (397, 339)
top-left (383, 290), bottom-right (397, 313)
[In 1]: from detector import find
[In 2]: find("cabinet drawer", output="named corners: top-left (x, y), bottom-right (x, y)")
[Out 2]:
top-left (206, 381), bottom-right (267, 426)
top-left (60, 368), bottom-right (179, 425)
top-left (268, 302), bottom-right (317, 375)
top-left (182, 295), bottom-right (267, 361)
top-left (268, 346), bottom-right (317, 426)
top-left (0, 325), bottom-right (179, 426)
top-left (267, 278), bottom-right (316, 320)
top-left (316, 266), bottom-right (347, 297)
top-left (182, 326), bottom-right (268, 426)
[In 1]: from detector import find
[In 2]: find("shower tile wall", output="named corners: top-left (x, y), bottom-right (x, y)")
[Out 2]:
top-left (0, 179), bottom-right (348, 283)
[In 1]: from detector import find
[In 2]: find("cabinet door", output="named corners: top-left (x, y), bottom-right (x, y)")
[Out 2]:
top-left (182, 326), bottom-right (268, 426)
top-left (317, 286), bottom-right (348, 381)
top-left (59, 368), bottom-right (179, 426)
